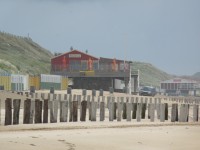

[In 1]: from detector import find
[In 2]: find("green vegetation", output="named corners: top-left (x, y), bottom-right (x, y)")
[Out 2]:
top-left (0, 32), bottom-right (53, 74)
top-left (131, 61), bottom-right (172, 87)
top-left (0, 32), bottom-right (178, 87)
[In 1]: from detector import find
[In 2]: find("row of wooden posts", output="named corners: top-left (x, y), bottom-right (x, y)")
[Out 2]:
top-left (1, 93), bottom-right (199, 126)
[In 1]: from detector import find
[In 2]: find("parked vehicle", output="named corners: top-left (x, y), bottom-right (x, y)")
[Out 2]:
top-left (139, 86), bottom-right (156, 96)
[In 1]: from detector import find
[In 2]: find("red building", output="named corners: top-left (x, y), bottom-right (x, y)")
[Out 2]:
top-left (51, 50), bottom-right (135, 92)
top-left (51, 50), bottom-right (99, 72)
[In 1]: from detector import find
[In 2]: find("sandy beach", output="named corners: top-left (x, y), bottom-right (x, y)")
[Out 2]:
top-left (1, 90), bottom-right (200, 150)
top-left (0, 122), bottom-right (200, 150)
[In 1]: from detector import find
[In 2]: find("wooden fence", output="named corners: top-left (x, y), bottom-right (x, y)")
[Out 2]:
top-left (1, 92), bottom-right (200, 126)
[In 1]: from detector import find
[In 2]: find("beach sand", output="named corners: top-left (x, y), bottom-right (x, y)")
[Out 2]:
top-left (0, 123), bottom-right (200, 150)
top-left (1, 90), bottom-right (200, 150)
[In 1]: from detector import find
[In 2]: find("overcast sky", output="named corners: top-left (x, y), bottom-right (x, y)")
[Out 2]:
top-left (0, 0), bottom-right (199, 75)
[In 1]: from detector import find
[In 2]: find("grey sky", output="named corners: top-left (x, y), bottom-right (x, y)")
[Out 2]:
top-left (0, 0), bottom-right (199, 75)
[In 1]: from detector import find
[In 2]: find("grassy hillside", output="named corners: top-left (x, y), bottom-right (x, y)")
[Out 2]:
top-left (131, 61), bottom-right (172, 87)
top-left (0, 32), bottom-right (53, 74)
top-left (0, 31), bottom-right (174, 86)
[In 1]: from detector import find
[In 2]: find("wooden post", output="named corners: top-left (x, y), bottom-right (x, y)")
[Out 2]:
top-left (87, 95), bottom-right (91, 109)
top-left (43, 99), bottom-right (49, 123)
top-left (148, 99), bottom-right (151, 119)
top-left (165, 103), bottom-right (168, 120)
top-left (117, 100), bottom-right (122, 121)
top-left (5, 98), bottom-right (12, 125)
top-left (180, 104), bottom-right (190, 122)
top-left (29, 100), bottom-right (35, 124)
top-left (156, 103), bottom-right (161, 119)
top-left (150, 103), bottom-right (155, 122)
top-left (141, 103), bottom-right (146, 119)
top-left (109, 100), bottom-right (114, 121)
top-left (100, 100), bottom-right (105, 121)
top-left (72, 100), bottom-right (78, 122)
top-left (171, 103), bottom-right (178, 122)
top-left (160, 104), bottom-right (165, 122)
top-left (126, 102), bottom-right (131, 121)
top-left (132, 103), bottom-right (137, 119)
top-left (49, 100), bottom-right (58, 123)
top-left (35, 99), bottom-right (42, 123)
top-left (23, 99), bottom-right (31, 124)
top-left (91, 101), bottom-right (97, 121)
top-left (60, 100), bottom-right (68, 122)
top-left (122, 101), bottom-right (127, 119)
top-left (113, 100), bottom-right (117, 120)
top-left (136, 103), bottom-right (141, 122)
top-left (13, 99), bottom-right (21, 125)
top-left (77, 95), bottom-right (82, 109)
top-left (69, 94), bottom-right (73, 122)
top-left (81, 100), bottom-right (87, 121)
top-left (193, 105), bottom-right (199, 122)
top-left (107, 96), bottom-right (111, 109)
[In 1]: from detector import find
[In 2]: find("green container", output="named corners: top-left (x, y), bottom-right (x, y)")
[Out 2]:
top-left (40, 82), bottom-right (61, 90)
top-left (11, 83), bottom-right (24, 91)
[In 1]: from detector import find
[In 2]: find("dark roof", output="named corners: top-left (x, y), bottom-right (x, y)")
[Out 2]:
top-left (99, 57), bottom-right (130, 63)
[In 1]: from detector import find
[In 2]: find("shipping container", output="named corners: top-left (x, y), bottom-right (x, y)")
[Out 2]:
top-left (11, 74), bottom-right (29, 91)
top-left (40, 74), bottom-right (61, 90)
top-left (29, 75), bottom-right (40, 90)
top-left (0, 76), bottom-right (11, 90)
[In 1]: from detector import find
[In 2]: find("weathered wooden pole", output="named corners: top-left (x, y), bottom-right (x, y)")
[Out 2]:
top-left (113, 99), bottom-right (117, 120)
top-left (69, 94), bottom-right (73, 122)
top-left (91, 101), bottom-right (97, 121)
top-left (107, 96), bottom-right (111, 109)
top-left (109, 100), bottom-right (114, 121)
top-left (5, 98), bottom-right (12, 125)
top-left (100, 100), bottom-right (105, 121)
top-left (49, 100), bottom-right (58, 123)
top-left (60, 100), bottom-right (68, 122)
top-left (136, 103), bottom-right (141, 122)
top-left (13, 99), bottom-right (21, 125)
top-left (43, 99), bottom-right (49, 123)
top-left (141, 103), bottom-right (146, 119)
top-left (156, 103), bottom-right (161, 119)
top-left (150, 103), bottom-right (155, 122)
top-left (165, 103), bottom-right (168, 120)
top-left (180, 104), bottom-right (190, 122)
top-left (171, 103), bottom-right (178, 122)
top-left (122, 101), bottom-right (127, 119)
top-left (29, 100), bottom-right (35, 124)
top-left (160, 103), bottom-right (165, 122)
top-left (117, 100), bottom-right (122, 121)
top-left (80, 100), bottom-right (87, 121)
top-left (72, 100), bottom-right (78, 122)
top-left (87, 95), bottom-right (91, 109)
top-left (132, 103), bottom-right (137, 119)
top-left (23, 99), bottom-right (31, 124)
top-left (35, 99), bottom-right (42, 123)
top-left (126, 102), bottom-right (132, 121)
top-left (193, 105), bottom-right (199, 122)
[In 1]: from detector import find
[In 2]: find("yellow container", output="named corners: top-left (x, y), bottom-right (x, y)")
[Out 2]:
top-left (0, 76), bottom-right (11, 90)
top-left (61, 76), bottom-right (68, 90)
top-left (29, 75), bottom-right (40, 90)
